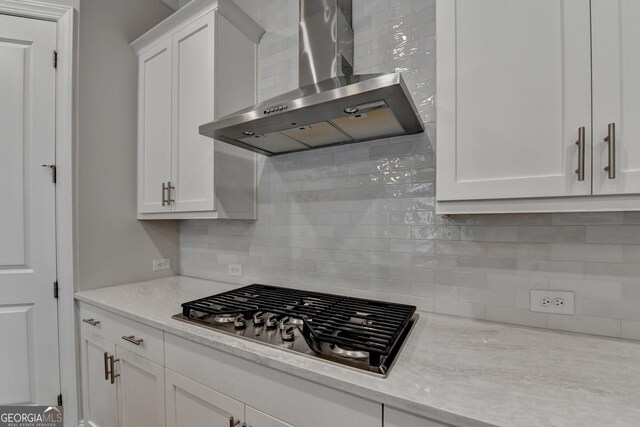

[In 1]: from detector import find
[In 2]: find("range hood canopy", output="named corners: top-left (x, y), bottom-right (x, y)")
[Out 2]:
top-left (199, 0), bottom-right (424, 156)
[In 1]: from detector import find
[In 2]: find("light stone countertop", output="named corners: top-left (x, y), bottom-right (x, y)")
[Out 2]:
top-left (75, 275), bottom-right (640, 427)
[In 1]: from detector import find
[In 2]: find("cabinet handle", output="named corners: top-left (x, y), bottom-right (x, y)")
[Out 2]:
top-left (103, 352), bottom-right (109, 381)
top-left (229, 417), bottom-right (240, 427)
top-left (167, 181), bottom-right (175, 205)
top-left (109, 354), bottom-right (120, 384)
top-left (162, 182), bottom-right (168, 206)
top-left (122, 335), bottom-right (144, 345)
top-left (82, 318), bottom-right (100, 326)
top-left (604, 122), bottom-right (616, 179)
top-left (575, 126), bottom-right (585, 181)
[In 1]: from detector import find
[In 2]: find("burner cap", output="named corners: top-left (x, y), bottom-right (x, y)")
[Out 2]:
top-left (329, 331), bottom-right (369, 359)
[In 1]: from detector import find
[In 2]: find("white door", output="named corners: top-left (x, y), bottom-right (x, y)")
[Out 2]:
top-left (80, 332), bottom-right (118, 427)
top-left (245, 406), bottom-right (294, 427)
top-left (138, 38), bottom-right (173, 213)
top-left (436, 0), bottom-right (592, 201)
top-left (171, 12), bottom-right (215, 212)
top-left (165, 368), bottom-right (244, 427)
top-left (115, 346), bottom-right (165, 427)
top-left (0, 13), bottom-right (60, 405)
top-left (592, 0), bottom-right (640, 194)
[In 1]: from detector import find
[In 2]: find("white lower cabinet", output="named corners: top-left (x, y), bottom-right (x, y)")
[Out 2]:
top-left (245, 406), bottom-right (294, 427)
top-left (79, 316), bottom-right (165, 427)
top-left (384, 407), bottom-right (450, 427)
top-left (80, 332), bottom-right (118, 427)
top-left (165, 368), bottom-right (244, 427)
top-left (116, 347), bottom-right (165, 427)
top-left (164, 333), bottom-right (382, 427)
top-left (79, 302), bottom-right (165, 427)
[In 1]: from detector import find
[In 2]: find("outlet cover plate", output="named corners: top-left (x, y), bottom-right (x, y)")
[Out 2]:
top-left (530, 290), bottom-right (574, 315)
top-left (228, 263), bottom-right (243, 277)
top-left (153, 258), bottom-right (171, 271)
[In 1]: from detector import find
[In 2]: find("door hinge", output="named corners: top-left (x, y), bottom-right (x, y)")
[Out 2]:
top-left (53, 281), bottom-right (59, 299)
top-left (57, 394), bottom-right (62, 406)
top-left (53, 50), bottom-right (58, 69)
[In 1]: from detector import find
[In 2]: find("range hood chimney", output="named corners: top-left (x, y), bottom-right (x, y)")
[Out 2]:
top-left (199, 0), bottom-right (424, 156)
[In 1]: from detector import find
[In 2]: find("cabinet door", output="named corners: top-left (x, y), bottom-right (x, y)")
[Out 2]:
top-left (138, 38), bottom-right (173, 214)
top-left (437, 0), bottom-right (592, 201)
top-left (115, 346), bottom-right (165, 427)
top-left (245, 406), bottom-right (294, 427)
top-left (80, 332), bottom-right (118, 427)
top-left (384, 407), bottom-right (449, 427)
top-left (165, 368), bottom-right (244, 427)
top-left (592, 0), bottom-right (640, 194)
top-left (171, 12), bottom-right (216, 212)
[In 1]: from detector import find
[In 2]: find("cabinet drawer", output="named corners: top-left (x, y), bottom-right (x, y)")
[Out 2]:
top-left (79, 302), bottom-right (164, 365)
top-left (165, 334), bottom-right (381, 427)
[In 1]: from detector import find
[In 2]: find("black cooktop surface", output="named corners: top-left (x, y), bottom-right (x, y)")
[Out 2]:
top-left (173, 284), bottom-right (417, 376)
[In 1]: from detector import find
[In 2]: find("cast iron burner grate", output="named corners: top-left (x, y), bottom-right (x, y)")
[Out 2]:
top-left (180, 284), bottom-right (416, 367)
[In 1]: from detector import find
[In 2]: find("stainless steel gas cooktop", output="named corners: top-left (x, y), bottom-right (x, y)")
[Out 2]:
top-left (172, 284), bottom-right (417, 377)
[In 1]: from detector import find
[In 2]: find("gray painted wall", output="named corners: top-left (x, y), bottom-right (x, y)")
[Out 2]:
top-left (179, 0), bottom-right (640, 341)
top-left (76, 0), bottom-right (179, 291)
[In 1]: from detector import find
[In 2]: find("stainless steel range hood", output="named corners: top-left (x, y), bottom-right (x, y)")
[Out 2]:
top-left (199, 0), bottom-right (424, 156)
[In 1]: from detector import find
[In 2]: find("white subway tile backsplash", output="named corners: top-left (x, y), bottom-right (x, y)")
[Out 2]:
top-left (548, 315), bottom-right (621, 338)
top-left (177, 0), bottom-right (640, 341)
top-left (487, 306), bottom-right (549, 329)
top-left (435, 299), bottom-right (486, 319)
top-left (460, 226), bottom-right (518, 242)
top-left (586, 226), bottom-right (640, 244)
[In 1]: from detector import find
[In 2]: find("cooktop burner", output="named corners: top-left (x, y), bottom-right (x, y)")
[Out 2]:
top-left (172, 284), bottom-right (417, 376)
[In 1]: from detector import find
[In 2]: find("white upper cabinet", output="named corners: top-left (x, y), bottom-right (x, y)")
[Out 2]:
top-left (437, 0), bottom-right (640, 213)
top-left (138, 38), bottom-right (173, 214)
top-left (132, 0), bottom-right (263, 219)
top-left (437, 0), bottom-right (592, 201)
top-left (592, 0), bottom-right (640, 195)
top-left (171, 13), bottom-right (216, 213)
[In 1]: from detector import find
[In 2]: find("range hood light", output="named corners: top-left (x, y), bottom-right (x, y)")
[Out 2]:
top-left (242, 131), bottom-right (255, 136)
top-left (344, 106), bottom-right (359, 114)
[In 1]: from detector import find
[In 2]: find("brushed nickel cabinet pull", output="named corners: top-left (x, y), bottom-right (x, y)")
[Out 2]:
top-left (103, 352), bottom-right (109, 381)
top-left (122, 335), bottom-right (144, 345)
top-left (575, 126), bottom-right (585, 181)
top-left (604, 122), bottom-right (616, 179)
top-left (82, 318), bottom-right (100, 326)
top-left (168, 181), bottom-right (175, 205)
top-left (162, 182), bottom-right (168, 206)
top-left (109, 355), bottom-right (120, 384)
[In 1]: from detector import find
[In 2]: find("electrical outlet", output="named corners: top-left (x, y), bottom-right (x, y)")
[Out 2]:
top-left (530, 290), bottom-right (574, 315)
top-left (228, 263), bottom-right (243, 277)
top-left (153, 258), bottom-right (171, 271)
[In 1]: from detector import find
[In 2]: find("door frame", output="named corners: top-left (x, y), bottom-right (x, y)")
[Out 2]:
top-left (0, 0), bottom-right (77, 424)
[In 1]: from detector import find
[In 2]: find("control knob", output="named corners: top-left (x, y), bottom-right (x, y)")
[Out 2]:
top-left (233, 314), bottom-right (246, 329)
top-left (265, 314), bottom-right (278, 329)
top-left (252, 311), bottom-right (264, 326)
top-left (278, 316), bottom-right (290, 331)
top-left (280, 325), bottom-right (295, 341)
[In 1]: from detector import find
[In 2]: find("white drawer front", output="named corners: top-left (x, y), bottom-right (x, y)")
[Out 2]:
top-left (79, 302), bottom-right (164, 365)
top-left (164, 333), bottom-right (381, 427)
